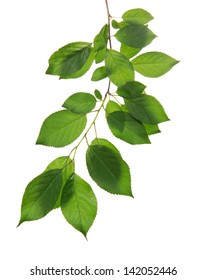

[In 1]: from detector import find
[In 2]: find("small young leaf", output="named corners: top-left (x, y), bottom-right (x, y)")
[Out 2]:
top-left (46, 42), bottom-right (94, 79)
top-left (115, 25), bottom-right (156, 49)
top-left (120, 44), bottom-right (141, 59)
top-left (132, 52), bottom-right (179, 77)
top-left (112, 19), bottom-right (120, 29)
top-left (125, 95), bottom-right (169, 124)
top-left (18, 169), bottom-right (62, 225)
top-left (45, 157), bottom-right (74, 208)
top-left (106, 100), bottom-right (122, 115)
top-left (95, 48), bottom-right (107, 64)
top-left (86, 142), bottom-right (132, 196)
top-left (143, 123), bottom-right (161, 135)
top-left (36, 110), bottom-right (87, 147)
top-left (63, 92), bottom-right (96, 114)
top-left (94, 89), bottom-right (102, 100)
top-left (91, 66), bottom-right (107, 81)
top-left (61, 174), bottom-right (97, 237)
top-left (122, 8), bottom-right (154, 25)
top-left (105, 49), bottom-right (134, 86)
top-left (94, 24), bottom-right (108, 51)
top-left (107, 111), bottom-right (150, 144)
top-left (117, 81), bottom-right (146, 99)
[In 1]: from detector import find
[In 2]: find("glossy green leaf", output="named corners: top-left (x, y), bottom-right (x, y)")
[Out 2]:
top-left (94, 89), bottom-right (102, 100)
top-left (117, 81), bottom-right (146, 99)
top-left (46, 42), bottom-right (94, 79)
top-left (125, 95), bottom-right (169, 124)
top-left (122, 8), bottom-right (154, 25)
top-left (115, 25), bottom-right (156, 49)
top-left (106, 100), bottom-right (122, 115)
top-left (132, 52), bottom-right (179, 77)
top-left (36, 110), bottom-right (87, 147)
top-left (91, 66), bottom-right (107, 81)
top-left (120, 44), bottom-right (141, 59)
top-left (18, 169), bottom-right (62, 225)
top-left (61, 174), bottom-right (97, 237)
top-left (86, 142), bottom-right (132, 196)
top-left (107, 111), bottom-right (150, 144)
top-left (63, 92), bottom-right (96, 114)
top-left (143, 123), bottom-right (161, 135)
top-left (45, 157), bottom-right (74, 208)
top-left (105, 49), bottom-right (134, 86)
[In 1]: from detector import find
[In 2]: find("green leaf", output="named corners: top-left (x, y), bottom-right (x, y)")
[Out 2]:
top-left (117, 81), bottom-right (146, 99)
top-left (107, 111), bottom-right (150, 144)
top-left (111, 20), bottom-right (128, 29)
top-left (106, 100), bottom-right (122, 115)
top-left (132, 52), bottom-right (179, 78)
top-left (45, 157), bottom-right (74, 208)
top-left (68, 49), bottom-right (94, 79)
top-left (86, 141), bottom-right (132, 196)
top-left (125, 95), bottom-right (169, 124)
top-left (94, 89), bottom-right (102, 100)
top-left (112, 19), bottom-right (120, 29)
top-left (61, 174), bottom-right (97, 237)
top-left (115, 25), bottom-right (156, 49)
top-left (95, 48), bottom-right (107, 64)
top-left (143, 123), bottom-right (161, 135)
top-left (105, 49), bottom-right (134, 86)
top-left (18, 169), bottom-right (62, 225)
top-left (63, 92), bottom-right (96, 114)
top-left (93, 25), bottom-right (108, 64)
top-left (122, 8), bottom-right (154, 25)
top-left (120, 44), bottom-right (141, 59)
top-left (46, 42), bottom-right (94, 79)
top-left (91, 66), bottom-right (107, 81)
top-left (36, 110), bottom-right (87, 147)
top-left (94, 24), bottom-right (108, 51)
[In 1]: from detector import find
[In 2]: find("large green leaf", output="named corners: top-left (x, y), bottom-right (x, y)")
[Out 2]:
top-left (86, 141), bottom-right (132, 196)
top-left (120, 44), bottom-right (141, 59)
top-left (46, 42), bottom-right (94, 79)
top-left (122, 8), bottom-right (154, 25)
top-left (45, 157), bottom-right (74, 208)
top-left (117, 81), bottom-right (146, 99)
top-left (107, 111), bottom-right (150, 145)
top-left (115, 25), bottom-right (156, 49)
top-left (91, 66), bottom-right (107, 81)
top-left (105, 49), bottom-right (134, 86)
top-left (63, 92), bottom-right (96, 114)
top-left (125, 95), bottom-right (169, 124)
top-left (61, 174), bottom-right (97, 237)
top-left (36, 110), bottom-right (87, 147)
top-left (132, 52), bottom-right (179, 77)
top-left (18, 169), bottom-right (62, 225)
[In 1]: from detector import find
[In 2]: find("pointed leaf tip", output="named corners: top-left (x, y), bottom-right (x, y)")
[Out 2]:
top-left (61, 174), bottom-right (97, 236)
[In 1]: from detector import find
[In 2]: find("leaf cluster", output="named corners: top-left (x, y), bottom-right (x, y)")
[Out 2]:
top-left (18, 7), bottom-right (179, 237)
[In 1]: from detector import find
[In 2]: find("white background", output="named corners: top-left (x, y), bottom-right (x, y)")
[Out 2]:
top-left (1, 0), bottom-right (206, 279)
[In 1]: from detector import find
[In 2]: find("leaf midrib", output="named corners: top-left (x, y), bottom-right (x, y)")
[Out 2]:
top-left (90, 147), bottom-right (119, 186)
